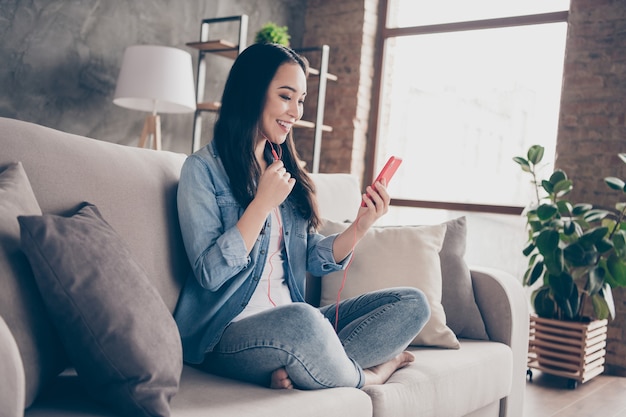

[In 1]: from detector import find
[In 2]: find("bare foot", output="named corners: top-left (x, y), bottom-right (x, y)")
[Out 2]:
top-left (362, 351), bottom-right (415, 386)
top-left (270, 368), bottom-right (294, 389)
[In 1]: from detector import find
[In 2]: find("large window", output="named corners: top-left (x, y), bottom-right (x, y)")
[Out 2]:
top-left (374, 0), bottom-right (569, 211)
top-left (372, 1), bottom-right (570, 277)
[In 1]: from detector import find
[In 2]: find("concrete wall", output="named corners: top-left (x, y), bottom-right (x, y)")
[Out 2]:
top-left (0, 0), bottom-right (306, 154)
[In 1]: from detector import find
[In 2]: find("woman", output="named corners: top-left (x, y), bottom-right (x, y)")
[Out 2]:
top-left (174, 43), bottom-right (430, 390)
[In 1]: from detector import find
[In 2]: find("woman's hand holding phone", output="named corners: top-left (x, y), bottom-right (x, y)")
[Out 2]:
top-left (355, 156), bottom-right (402, 232)
top-left (361, 156), bottom-right (402, 207)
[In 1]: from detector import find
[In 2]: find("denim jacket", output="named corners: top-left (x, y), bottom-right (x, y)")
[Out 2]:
top-left (174, 142), bottom-right (348, 364)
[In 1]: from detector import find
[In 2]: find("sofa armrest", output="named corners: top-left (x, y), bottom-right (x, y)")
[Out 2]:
top-left (470, 266), bottom-right (529, 417)
top-left (0, 315), bottom-right (25, 417)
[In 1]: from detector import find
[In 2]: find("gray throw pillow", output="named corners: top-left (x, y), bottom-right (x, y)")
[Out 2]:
top-left (0, 162), bottom-right (67, 408)
top-left (439, 217), bottom-right (489, 340)
top-left (18, 202), bottom-right (182, 417)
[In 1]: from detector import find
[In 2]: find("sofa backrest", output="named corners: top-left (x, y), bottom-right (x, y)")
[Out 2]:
top-left (0, 118), bottom-right (364, 308)
top-left (309, 172), bottom-right (361, 223)
top-left (0, 117), bottom-right (363, 405)
top-left (0, 117), bottom-right (191, 310)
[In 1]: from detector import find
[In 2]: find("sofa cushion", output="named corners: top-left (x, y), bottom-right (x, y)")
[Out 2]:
top-left (0, 162), bottom-right (67, 408)
top-left (363, 340), bottom-right (512, 417)
top-left (319, 220), bottom-right (459, 349)
top-left (26, 365), bottom-right (373, 417)
top-left (170, 367), bottom-right (372, 417)
top-left (440, 217), bottom-right (489, 340)
top-left (18, 202), bottom-right (182, 417)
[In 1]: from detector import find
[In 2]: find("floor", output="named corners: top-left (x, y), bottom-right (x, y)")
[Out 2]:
top-left (523, 370), bottom-right (626, 417)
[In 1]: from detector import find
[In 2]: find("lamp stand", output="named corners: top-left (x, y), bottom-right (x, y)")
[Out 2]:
top-left (138, 114), bottom-right (162, 150)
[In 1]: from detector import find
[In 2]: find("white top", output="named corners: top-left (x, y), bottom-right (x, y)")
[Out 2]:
top-left (232, 208), bottom-right (292, 322)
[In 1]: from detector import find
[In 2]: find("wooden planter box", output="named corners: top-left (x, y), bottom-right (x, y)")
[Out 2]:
top-left (527, 315), bottom-right (608, 389)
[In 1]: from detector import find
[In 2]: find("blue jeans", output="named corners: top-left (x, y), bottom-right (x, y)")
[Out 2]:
top-left (201, 287), bottom-right (430, 389)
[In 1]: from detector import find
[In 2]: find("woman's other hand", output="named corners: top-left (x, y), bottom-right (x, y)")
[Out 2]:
top-left (255, 160), bottom-right (296, 211)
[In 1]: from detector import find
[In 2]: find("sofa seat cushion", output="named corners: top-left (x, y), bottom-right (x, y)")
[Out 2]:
top-left (170, 366), bottom-right (372, 417)
top-left (26, 365), bottom-right (373, 417)
top-left (362, 340), bottom-right (512, 417)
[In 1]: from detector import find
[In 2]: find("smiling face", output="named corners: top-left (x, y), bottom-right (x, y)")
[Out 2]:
top-left (258, 62), bottom-right (307, 146)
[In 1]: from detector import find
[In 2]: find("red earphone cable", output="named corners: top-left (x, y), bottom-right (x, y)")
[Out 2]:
top-left (334, 214), bottom-right (362, 332)
top-left (266, 138), bottom-right (281, 161)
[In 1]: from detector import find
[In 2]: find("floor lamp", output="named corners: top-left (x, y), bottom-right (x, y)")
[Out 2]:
top-left (113, 45), bottom-right (196, 150)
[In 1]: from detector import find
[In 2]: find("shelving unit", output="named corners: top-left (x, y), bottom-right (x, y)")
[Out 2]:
top-left (186, 15), bottom-right (336, 173)
top-left (187, 15), bottom-right (248, 154)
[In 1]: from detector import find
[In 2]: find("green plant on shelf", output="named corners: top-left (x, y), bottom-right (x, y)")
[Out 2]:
top-left (254, 22), bottom-right (291, 46)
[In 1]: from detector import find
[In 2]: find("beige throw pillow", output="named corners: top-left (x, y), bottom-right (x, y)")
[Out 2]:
top-left (319, 220), bottom-right (460, 349)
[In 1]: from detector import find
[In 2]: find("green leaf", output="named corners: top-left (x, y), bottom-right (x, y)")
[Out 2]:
top-left (595, 238), bottom-right (614, 254)
top-left (584, 209), bottom-right (610, 223)
top-left (619, 153), bottom-right (626, 165)
top-left (564, 220), bottom-right (576, 236)
top-left (563, 242), bottom-right (584, 263)
top-left (600, 259), bottom-right (618, 287)
top-left (549, 272), bottom-right (578, 320)
top-left (529, 220), bottom-right (543, 233)
top-left (601, 283), bottom-right (616, 319)
top-left (572, 203), bottom-right (593, 216)
top-left (605, 176), bottom-right (626, 191)
top-left (537, 204), bottom-right (558, 221)
top-left (528, 261), bottom-right (544, 286)
top-left (523, 242), bottom-right (536, 257)
top-left (527, 145), bottom-right (545, 165)
top-left (549, 170), bottom-right (567, 185)
top-left (574, 218), bottom-right (591, 232)
top-left (588, 266), bottom-right (606, 295)
top-left (579, 227), bottom-right (609, 246)
top-left (542, 180), bottom-right (554, 194)
top-left (536, 229), bottom-right (559, 254)
top-left (564, 242), bottom-right (599, 267)
top-left (513, 157), bottom-right (532, 172)
top-left (591, 293), bottom-right (611, 320)
top-left (548, 272), bottom-right (575, 298)
top-left (553, 179), bottom-right (573, 197)
top-left (613, 230), bottom-right (626, 257)
top-left (543, 246), bottom-right (564, 275)
top-left (607, 253), bottom-right (626, 286)
top-left (532, 287), bottom-right (555, 318)
top-left (557, 200), bottom-right (573, 215)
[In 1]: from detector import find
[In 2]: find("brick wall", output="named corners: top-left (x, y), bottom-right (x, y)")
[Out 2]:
top-left (300, 0), bottom-right (378, 177)
top-left (555, 0), bottom-right (626, 375)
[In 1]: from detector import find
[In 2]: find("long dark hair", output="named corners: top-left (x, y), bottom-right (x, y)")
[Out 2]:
top-left (213, 43), bottom-right (320, 229)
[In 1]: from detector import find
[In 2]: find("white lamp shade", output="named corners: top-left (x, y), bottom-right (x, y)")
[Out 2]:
top-left (113, 45), bottom-right (196, 114)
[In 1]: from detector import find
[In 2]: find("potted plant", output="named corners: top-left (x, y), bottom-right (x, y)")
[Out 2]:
top-left (254, 22), bottom-right (291, 46)
top-left (513, 145), bottom-right (626, 387)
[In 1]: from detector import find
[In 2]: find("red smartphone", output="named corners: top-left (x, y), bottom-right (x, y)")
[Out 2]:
top-left (361, 156), bottom-right (403, 207)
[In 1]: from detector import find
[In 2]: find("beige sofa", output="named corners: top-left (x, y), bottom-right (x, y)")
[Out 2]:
top-left (0, 117), bottom-right (529, 417)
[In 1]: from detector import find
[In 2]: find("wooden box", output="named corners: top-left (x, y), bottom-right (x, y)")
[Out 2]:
top-left (527, 315), bottom-right (608, 388)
